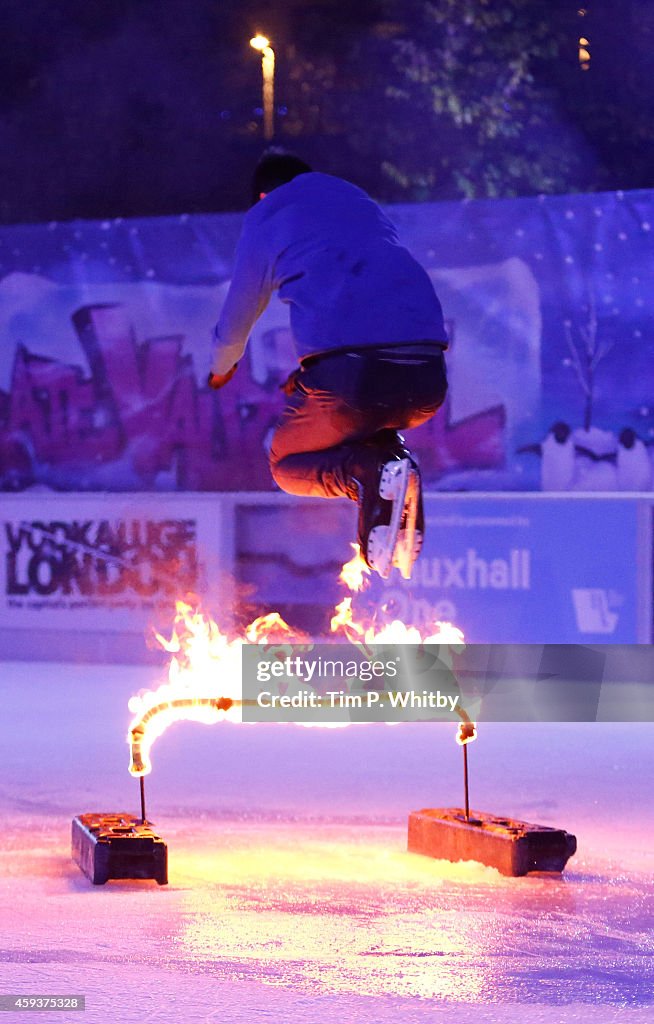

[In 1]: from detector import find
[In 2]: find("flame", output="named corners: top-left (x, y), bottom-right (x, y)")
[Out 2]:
top-left (330, 595), bottom-right (355, 634)
top-left (339, 543), bottom-right (372, 592)
top-left (330, 595), bottom-right (464, 649)
top-left (129, 546), bottom-right (472, 777)
top-left (328, 584), bottom-right (474, 742)
top-left (244, 612), bottom-right (301, 645)
top-left (128, 599), bottom-right (307, 776)
top-left (456, 721), bottom-right (478, 745)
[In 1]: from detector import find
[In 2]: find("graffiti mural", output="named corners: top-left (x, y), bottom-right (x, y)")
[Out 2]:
top-left (0, 188), bottom-right (652, 492)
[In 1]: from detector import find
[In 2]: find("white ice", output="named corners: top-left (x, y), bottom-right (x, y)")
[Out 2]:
top-left (0, 661), bottom-right (653, 1023)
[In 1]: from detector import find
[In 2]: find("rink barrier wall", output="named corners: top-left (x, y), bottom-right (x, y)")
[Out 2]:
top-left (0, 491), bottom-right (652, 663)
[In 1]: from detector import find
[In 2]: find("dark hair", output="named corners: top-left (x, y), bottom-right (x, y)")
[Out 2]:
top-left (251, 149), bottom-right (312, 204)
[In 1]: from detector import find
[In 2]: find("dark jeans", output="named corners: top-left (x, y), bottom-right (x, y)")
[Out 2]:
top-left (269, 345), bottom-right (447, 499)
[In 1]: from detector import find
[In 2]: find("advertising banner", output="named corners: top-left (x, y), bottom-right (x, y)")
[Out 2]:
top-left (0, 494), bottom-right (228, 638)
top-left (1, 493), bottom-right (651, 661)
top-left (380, 496), bottom-right (652, 644)
top-left (233, 495), bottom-right (653, 644)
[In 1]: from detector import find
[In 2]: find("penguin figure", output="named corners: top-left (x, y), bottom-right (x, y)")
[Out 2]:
top-left (518, 421), bottom-right (576, 490)
top-left (616, 427), bottom-right (652, 491)
top-left (573, 427), bottom-right (618, 491)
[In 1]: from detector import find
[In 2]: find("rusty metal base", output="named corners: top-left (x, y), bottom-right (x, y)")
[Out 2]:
top-left (72, 813), bottom-right (168, 885)
top-left (408, 808), bottom-right (577, 876)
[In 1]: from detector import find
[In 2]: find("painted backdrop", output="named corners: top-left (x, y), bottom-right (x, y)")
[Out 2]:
top-left (0, 188), bottom-right (652, 493)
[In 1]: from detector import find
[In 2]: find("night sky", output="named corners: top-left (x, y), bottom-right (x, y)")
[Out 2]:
top-left (0, 0), bottom-right (652, 224)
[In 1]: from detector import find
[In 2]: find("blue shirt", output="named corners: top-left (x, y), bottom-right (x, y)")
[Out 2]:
top-left (211, 172), bottom-right (448, 375)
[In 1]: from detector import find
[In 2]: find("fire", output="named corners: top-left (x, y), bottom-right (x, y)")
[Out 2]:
top-left (128, 548), bottom-right (472, 777)
top-left (244, 612), bottom-right (301, 645)
top-left (328, 602), bottom-right (473, 737)
top-left (128, 601), bottom-right (245, 776)
top-left (456, 721), bottom-right (478, 745)
top-left (339, 543), bottom-right (372, 592)
top-left (128, 600), bottom-right (309, 776)
top-left (329, 591), bottom-right (464, 648)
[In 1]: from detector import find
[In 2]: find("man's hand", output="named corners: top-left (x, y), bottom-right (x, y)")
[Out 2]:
top-left (207, 363), bottom-right (238, 390)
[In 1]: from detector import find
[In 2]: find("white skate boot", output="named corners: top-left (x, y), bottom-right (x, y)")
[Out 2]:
top-left (365, 458), bottom-right (420, 579)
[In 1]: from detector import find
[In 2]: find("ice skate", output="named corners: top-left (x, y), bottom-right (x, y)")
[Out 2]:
top-left (367, 431), bottom-right (424, 580)
top-left (392, 465), bottom-right (423, 580)
top-left (353, 457), bottom-right (415, 579)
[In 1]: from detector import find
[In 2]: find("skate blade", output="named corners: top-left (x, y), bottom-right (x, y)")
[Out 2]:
top-left (394, 469), bottom-right (421, 580)
top-left (394, 531), bottom-right (423, 580)
top-left (367, 460), bottom-right (411, 579)
top-left (367, 525), bottom-right (395, 579)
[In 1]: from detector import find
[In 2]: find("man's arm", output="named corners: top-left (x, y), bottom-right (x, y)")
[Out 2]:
top-left (207, 363), bottom-right (238, 390)
top-left (211, 213), bottom-right (273, 375)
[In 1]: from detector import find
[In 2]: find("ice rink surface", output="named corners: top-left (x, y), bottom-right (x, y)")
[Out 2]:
top-left (1, 662), bottom-right (653, 1023)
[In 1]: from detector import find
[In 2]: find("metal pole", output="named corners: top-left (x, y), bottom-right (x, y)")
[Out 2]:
top-left (139, 776), bottom-right (147, 824)
top-left (463, 742), bottom-right (470, 821)
top-left (262, 46), bottom-right (275, 140)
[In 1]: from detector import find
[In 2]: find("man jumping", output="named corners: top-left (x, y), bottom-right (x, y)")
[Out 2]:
top-left (209, 151), bottom-right (448, 579)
